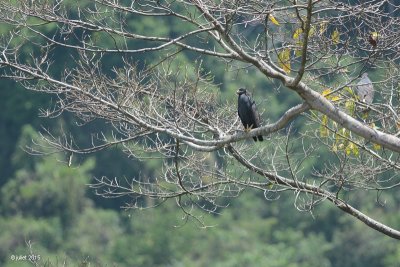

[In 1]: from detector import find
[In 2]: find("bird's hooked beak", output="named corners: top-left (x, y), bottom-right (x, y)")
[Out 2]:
top-left (236, 88), bottom-right (245, 95)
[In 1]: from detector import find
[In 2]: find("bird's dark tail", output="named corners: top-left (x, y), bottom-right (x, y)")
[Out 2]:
top-left (253, 135), bottom-right (263, 142)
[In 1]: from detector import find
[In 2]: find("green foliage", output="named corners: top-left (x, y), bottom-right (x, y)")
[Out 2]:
top-left (64, 208), bottom-right (122, 264)
top-left (0, 216), bottom-right (63, 264)
top-left (1, 154), bottom-right (94, 228)
top-left (0, 84), bottom-right (52, 181)
top-left (111, 208), bottom-right (177, 266)
top-left (328, 217), bottom-right (397, 267)
top-left (1, 147), bottom-right (400, 267)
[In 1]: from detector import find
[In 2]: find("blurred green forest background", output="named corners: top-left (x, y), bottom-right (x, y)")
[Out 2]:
top-left (1, 1), bottom-right (400, 266)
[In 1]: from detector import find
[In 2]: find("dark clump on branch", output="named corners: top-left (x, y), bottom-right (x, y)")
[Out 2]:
top-left (368, 32), bottom-right (378, 48)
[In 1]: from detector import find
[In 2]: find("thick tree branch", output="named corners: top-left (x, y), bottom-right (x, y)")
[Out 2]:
top-left (227, 145), bottom-right (400, 239)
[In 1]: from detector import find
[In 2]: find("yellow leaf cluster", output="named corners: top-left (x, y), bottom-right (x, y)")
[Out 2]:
top-left (278, 49), bottom-right (291, 73)
top-left (293, 28), bottom-right (303, 57)
top-left (344, 86), bottom-right (354, 96)
top-left (309, 26), bottom-right (316, 37)
top-left (320, 114), bottom-right (329, 137)
top-left (345, 100), bottom-right (355, 116)
top-left (319, 21), bottom-right (327, 34)
top-left (322, 88), bottom-right (331, 97)
top-left (373, 143), bottom-right (381, 150)
top-left (332, 29), bottom-right (340, 44)
top-left (322, 89), bottom-right (341, 102)
top-left (345, 142), bottom-right (359, 156)
top-left (293, 28), bottom-right (303, 39)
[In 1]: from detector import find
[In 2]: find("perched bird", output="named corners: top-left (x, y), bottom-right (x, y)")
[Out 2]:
top-left (237, 88), bottom-right (263, 142)
top-left (356, 73), bottom-right (374, 105)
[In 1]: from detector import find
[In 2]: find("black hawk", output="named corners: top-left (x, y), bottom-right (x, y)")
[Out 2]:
top-left (237, 88), bottom-right (263, 142)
